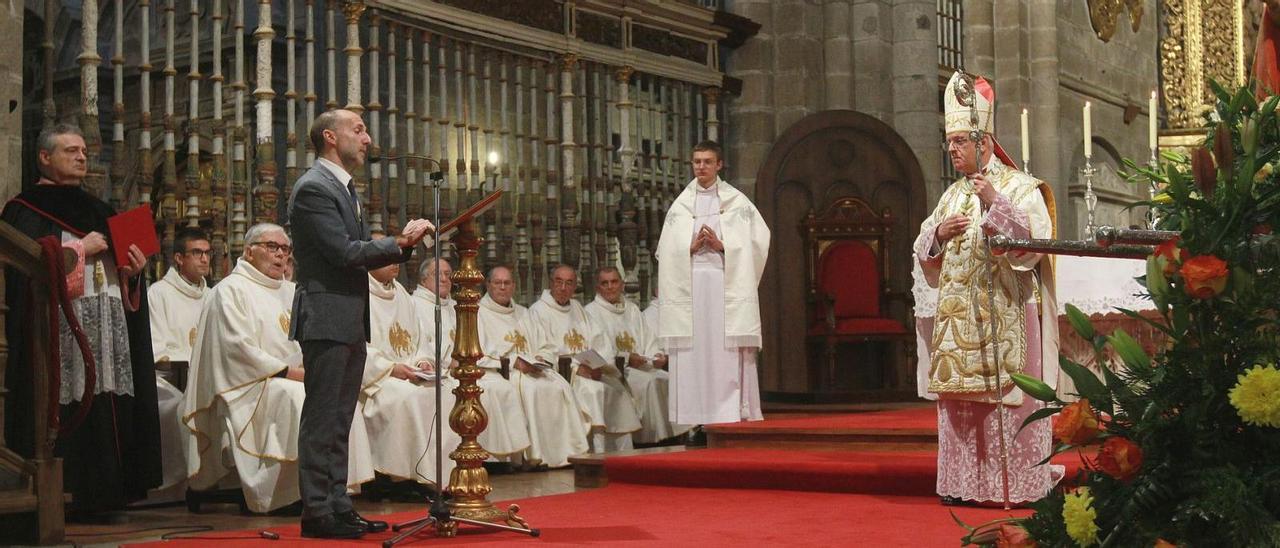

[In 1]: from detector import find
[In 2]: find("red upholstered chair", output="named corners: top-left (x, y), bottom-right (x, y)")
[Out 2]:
top-left (802, 197), bottom-right (913, 392)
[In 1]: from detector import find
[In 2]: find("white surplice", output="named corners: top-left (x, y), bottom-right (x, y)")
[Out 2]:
top-left (586, 294), bottom-right (688, 444)
top-left (528, 290), bottom-right (641, 452)
top-left (477, 294), bottom-right (589, 467)
top-left (364, 276), bottom-right (459, 487)
top-left (182, 259), bottom-right (374, 513)
top-left (655, 179), bottom-right (770, 425)
top-left (147, 267), bottom-right (209, 493)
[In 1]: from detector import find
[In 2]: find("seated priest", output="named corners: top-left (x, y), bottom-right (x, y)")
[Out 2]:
top-left (362, 247), bottom-right (460, 490)
top-left (529, 265), bottom-right (641, 452)
top-left (182, 223), bottom-right (374, 513)
top-left (478, 265), bottom-right (588, 468)
top-left (147, 227), bottom-right (212, 495)
top-left (585, 267), bottom-right (689, 444)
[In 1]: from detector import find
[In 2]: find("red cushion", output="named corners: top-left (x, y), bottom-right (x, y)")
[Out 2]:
top-left (808, 317), bottom-right (908, 336)
top-left (818, 241), bottom-right (880, 318)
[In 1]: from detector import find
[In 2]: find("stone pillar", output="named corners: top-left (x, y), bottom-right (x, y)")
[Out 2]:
top-left (1028, 0), bottom-right (1064, 225)
top-left (0, 7), bottom-right (21, 202)
top-left (963, 0), bottom-right (995, 77)
top-left (771, 0), bottom-right (822, 133)
top-left (852, 1), bottom-right (893, 122)
top-left (892, 0), bottom-right (941, 204)
top-left (823, 0), bottom-right (853, 110)
top-left (725, 0), bottom-right (775, 198)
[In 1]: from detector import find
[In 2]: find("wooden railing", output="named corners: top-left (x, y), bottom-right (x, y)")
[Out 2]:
top-left (0, 221), bottom-right (65, 544)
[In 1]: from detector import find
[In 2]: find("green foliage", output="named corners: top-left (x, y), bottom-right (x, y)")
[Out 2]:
top-left (964, 82), bottom-right (1280, 547)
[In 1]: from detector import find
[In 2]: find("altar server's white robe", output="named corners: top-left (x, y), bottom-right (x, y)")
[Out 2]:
top-left (478, 294), bottom-right (589, 467)
top-left (182, 259), bottom-right (373, 513)
top-left (147, 268), bottom-right (209, 493)
top-left (656, 178), bottom-right (770, 425)
top-left (588, 295), bottom-right (689, 444)
top-left (528, 290), bottom-right (641, 452)
top-left (364, 276), bottom-right (459, 486)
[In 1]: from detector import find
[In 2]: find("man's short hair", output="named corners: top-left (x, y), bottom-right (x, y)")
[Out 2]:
top-left (308, 110), bottom-right (344, 154)
top-left (243, 223), bottom-right (288, 253)
top-left (37, 124), bottom-right (85, 155)
top-left (692, 140), bottom-right (722, 161)
top-left (550, 263), bottom-right (577, 279)
top-left (174, 227), bottom-right (211, 254)
top-left (419, 257), bottom-right (453, 280)
top-left (595, 266), bottom-right (620, 282)
top-left (487, 264), bottom-right (514, 280)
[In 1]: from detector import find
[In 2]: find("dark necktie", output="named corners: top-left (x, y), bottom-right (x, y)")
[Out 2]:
top-left (346, 181), bottom-right (360, 219)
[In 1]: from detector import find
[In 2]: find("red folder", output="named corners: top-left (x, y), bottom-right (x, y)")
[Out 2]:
top-left (106, 204), bottom-right (161, 267)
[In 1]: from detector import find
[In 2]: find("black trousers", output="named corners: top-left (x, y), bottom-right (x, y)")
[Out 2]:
top-left (298, 339), bottom-right (365, 519)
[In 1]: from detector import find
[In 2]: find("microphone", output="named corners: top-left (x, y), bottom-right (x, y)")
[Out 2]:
top-left (367, 152), bottom-right (445, 181)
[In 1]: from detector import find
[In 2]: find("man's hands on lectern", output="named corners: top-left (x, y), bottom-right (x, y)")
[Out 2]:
top-left (935, 214), bottom-right (971, 243)
top-left (627, 353), bottom-right (647, 369)
top-left (689, 225), bottom-right (724, 254)
top-left (396, 218), bottom-right (436, 249)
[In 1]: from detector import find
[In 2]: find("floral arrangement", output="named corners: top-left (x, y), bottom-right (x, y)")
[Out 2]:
top-left (960, 82), bottom-right (1280, 547)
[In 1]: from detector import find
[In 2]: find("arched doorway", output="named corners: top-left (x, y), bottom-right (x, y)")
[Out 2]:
top-left (755, 110), bottom-right (928, 399)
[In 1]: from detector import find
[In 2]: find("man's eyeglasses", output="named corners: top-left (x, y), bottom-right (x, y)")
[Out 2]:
top-left (249, 241), bottom-right (293, 254)
top-left (942, 136), bottom-right (974, 150)
top-left (183, 249), bottom-right (212, 258)
top-left (551, 279), bottom-right (576, 288)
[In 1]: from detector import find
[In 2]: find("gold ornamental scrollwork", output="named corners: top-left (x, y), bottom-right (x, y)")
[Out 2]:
top-left (1088, 0), bottom-right (1144, 43)
top-left (1159, 0), bottom-right (1246, 130)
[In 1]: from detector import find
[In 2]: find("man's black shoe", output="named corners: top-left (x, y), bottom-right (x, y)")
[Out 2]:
top-left (336, 509), bottom-right (389, 533)
top-left (685, 425), bottom-right (707, 447)
top-left (300, 513), bottom-right (366, 539)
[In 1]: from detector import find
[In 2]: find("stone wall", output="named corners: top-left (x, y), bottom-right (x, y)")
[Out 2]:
top-left (0, 5), bottom-right (22, 203)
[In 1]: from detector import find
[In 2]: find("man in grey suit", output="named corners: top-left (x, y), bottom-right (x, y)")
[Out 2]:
top-left (288, 108), bottom-right (434, 539)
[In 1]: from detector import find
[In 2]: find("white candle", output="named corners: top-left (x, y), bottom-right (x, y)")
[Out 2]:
top-left (1020, 108), bottom-right (1030, 167)
top-left (1083, 101), bottom-right (1092, 158)
top-left (1149, 91), bottom-right (1158, 154)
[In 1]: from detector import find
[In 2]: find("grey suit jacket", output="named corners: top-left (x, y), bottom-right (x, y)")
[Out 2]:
top-left (287, 164), bottom-right (412, 344)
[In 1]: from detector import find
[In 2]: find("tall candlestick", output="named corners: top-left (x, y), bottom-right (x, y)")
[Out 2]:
top-left (1148, 90), bottom-right (1158, 154)
top-left (1020, 108), bottom-right (1030, 169)
top-left (1083, 101), bottom-right (1092, 158)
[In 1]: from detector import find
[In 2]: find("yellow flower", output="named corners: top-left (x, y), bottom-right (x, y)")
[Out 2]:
top-left (1063, 487), bottom-right (1099, 547)
top-left (1151, 192), bottom-right (1173, 205)
top-left (1255, 163), bottom-right (1274, 183)
top-left (1229, 365), bottom-right (1280, 427)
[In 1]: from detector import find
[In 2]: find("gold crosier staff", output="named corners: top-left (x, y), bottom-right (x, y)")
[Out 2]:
top-left (962, 71), bottom-right (1013, 510)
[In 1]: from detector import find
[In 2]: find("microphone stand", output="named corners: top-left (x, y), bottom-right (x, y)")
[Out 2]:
top-left (370, 153), bottom-right (538, 544)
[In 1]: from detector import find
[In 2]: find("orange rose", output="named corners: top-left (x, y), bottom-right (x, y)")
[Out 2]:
top-left (1153, 237), bottom-right (1185, 276)
top-left (996, 523), bottom-right (1037, 548)
top-left (1053, 399), bottom-right (1102, 445)
top-left (1179, 255), bottom-right (1229, 299)
top-left (1095, 436), bottom-right (1143, 481)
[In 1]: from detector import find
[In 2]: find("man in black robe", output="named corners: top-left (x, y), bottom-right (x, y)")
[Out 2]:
top-left (1, 124), bottom-right (161, 517)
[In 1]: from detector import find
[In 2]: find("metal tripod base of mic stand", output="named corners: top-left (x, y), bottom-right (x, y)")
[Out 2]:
top-left (383, 498), bottom-right (539, 545)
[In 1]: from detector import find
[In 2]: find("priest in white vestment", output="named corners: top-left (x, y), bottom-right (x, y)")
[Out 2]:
top-left (182, 224), bottom-right (374, 513)
top-left (529, 265), bottom-right (641, 452)
top-left (413, 258), bottom-right (529, 461)
top-left (656, 140), bottom-right (771, 426)
top-left (147, 228), bottom-right (212, 495)
top-left (362, 255), bottom-right (460, 488)
top-left (585, 267), bottom-right (687, 444)
top-left (478, 266), bottom-right (588, 468)
top-left (915, 72), bottom-right (1061, 505)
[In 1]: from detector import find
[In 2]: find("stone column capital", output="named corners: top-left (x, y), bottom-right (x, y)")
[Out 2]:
top-left (559, 52), bottom-right (579, 72)
top-left (702, 86), bottom-right (721, 104)
top-left (342, 0), bottom-right (365, 23)
top-left (615, 65), bottom-right (634, 83)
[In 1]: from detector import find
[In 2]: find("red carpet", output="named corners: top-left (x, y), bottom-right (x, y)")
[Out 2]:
top-left (712, 406), bottom-right (938, 432)
top-left (605, 448), bottom-right (1082, 496)
top-left (127, 483), bottom-right (1028, 547)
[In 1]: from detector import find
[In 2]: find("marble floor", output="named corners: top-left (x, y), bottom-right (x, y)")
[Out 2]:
top-left (58, 469), bottom-right (577, 547)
